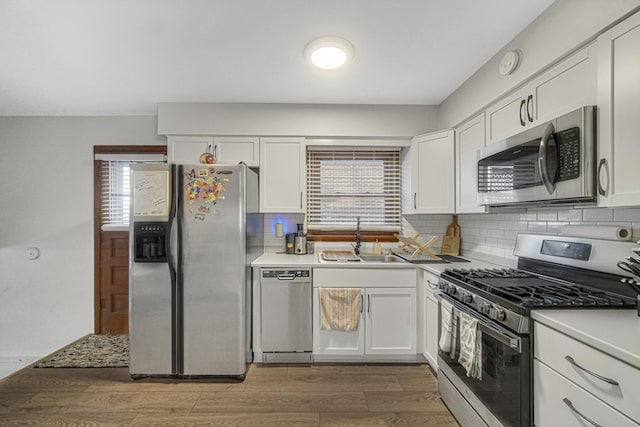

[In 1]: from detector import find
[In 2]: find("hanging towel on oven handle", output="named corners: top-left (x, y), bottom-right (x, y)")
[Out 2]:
top-left (458, 311), bottom-right (482, 380)
top-left (438, 298), bottom-right (457, 356)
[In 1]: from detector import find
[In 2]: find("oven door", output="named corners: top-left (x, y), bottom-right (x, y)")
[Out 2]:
top-left (438, 294), bottom-right (530, 427)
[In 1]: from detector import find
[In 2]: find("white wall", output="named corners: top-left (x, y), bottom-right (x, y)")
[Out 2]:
top-left (158, 103), bottom-right (438, 138)
top-left (0, 116), bottom-right (164, 376)
top-left (438, 0), bottom-right (640, 128)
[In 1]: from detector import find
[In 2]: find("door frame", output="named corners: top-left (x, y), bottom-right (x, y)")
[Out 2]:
top-left (93, 145), bottom-right (166, 333)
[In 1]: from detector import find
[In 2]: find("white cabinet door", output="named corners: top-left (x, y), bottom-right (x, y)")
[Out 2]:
top-left (534, 360), bottom-right (638, 427)
top-left (455, 112), bottom-right (486, 213)
top-left (531, 44), bottom-right (596, 124)
top-left (423, 271), bottom-right (440, 370)
top-left (312, 288), bottom-right (365, 356)
top-left (167, 136), bottom-right (213, 164)
top-left (597, 11), bottom-right (640, 207)
top-left (213, 136), bottom-right (259, 167)
top-left (485, 89), bottom-right (529, 145)
top-left (259, 137), bottom-right (306, 213)
top-left (365, 288), bottom-right (416, 355)
top-left (485, 44), bottom-right (596, 146)
top-left (410, 129), bottom-right (455, 214)
top-left (425, 295), bottom-right (439, 370)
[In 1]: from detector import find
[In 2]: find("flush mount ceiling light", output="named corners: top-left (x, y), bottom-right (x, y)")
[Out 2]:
top-left (304, 36), bottom-right (354, 70)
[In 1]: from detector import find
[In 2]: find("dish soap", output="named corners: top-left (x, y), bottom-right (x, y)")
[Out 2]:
top-left (373, 239), bottom-right (382, 255)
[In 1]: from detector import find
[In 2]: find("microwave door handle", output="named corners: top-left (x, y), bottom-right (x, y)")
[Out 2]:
top-left (538, 122), bottom-right (557, 195)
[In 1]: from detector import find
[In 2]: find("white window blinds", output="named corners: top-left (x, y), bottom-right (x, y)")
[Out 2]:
top-left (99, 161), bottom-right (132, 228)
top-left (306, 149), bottom-right (401, 231)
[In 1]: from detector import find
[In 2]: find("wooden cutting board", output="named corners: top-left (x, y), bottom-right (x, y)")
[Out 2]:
top-left (442, 215), bottom-right (461, 256)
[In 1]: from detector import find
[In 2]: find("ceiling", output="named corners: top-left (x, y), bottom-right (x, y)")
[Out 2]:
top-left (0, 0), bottom-right (555, 116)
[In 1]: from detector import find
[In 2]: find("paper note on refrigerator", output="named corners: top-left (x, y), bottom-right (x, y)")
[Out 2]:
top-left (133, 170), bottom-right (169, 216)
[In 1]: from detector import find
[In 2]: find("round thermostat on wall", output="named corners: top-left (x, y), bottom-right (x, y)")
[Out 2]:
top-left (26, 247), bottom-right (41, 260)
top-left (499, 50), bottom-right (521, 75)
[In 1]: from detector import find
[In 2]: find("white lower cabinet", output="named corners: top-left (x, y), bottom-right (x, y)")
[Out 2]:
top-left (312, 268), bottom-right (417, 359)
top-left (365, 288), bottom-right (416, 355)
top-left (533, 321), bottom-right (640, 426)
top-left (423, 271), bottom-right (440, 370)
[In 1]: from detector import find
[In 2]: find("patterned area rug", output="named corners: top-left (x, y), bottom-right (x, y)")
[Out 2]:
top-left (34, 334), bottom-right (128, 368)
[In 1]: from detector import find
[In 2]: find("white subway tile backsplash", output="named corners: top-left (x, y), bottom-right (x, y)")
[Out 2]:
top-left (583, 208), bottom-right (614, 222)
top-left (527, 222), bottom-right (547, 233)
top-left (614, 207), bottom-right (640, 222)
top-left (536, 211), bottom-right (558, 221)
top-left (558, 209), bottom-right (583, 222)
top-left (261, 207), bottom-right (639, 257)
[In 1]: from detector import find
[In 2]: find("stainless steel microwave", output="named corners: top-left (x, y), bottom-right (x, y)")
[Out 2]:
top-left (477, 106), bottom-right (596, 207)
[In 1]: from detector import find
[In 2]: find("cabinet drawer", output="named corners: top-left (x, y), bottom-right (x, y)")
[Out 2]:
top-left (535, 322), bottom-right (640, 422)
top-left (534, 360), bottom-right (638, 427)
top-left (313, 268), bottom-right (416, 288)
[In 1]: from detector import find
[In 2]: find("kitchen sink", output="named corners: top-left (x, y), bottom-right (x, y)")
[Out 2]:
top-left (358, 254), bottom-right (404, 263)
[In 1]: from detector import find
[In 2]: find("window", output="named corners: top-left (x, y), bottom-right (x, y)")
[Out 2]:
top-left (99, 161), bottom-right (132, 228)
top-left (306, 148), bottom-right (401, 232)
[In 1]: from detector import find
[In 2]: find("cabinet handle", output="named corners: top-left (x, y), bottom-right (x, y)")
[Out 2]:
top-left (367, 294), bottom-right (371, 314)
top-left (597, 158), bottom-right (608, 196)
top-left (519, 99), bottom-right (526, 126)
top-left (360, 294), bottom-right (364, 314)
top-left (414, 193), bottom-right (417, 209)
top-left (564, 355), bottom-right (619, 386)
top-left (213, 144), bottom-right (218, 159)
top-left (562, 398), bottom-right (603, 427)
top-left (300, 192), bottom-right (303, 209)
top-left (426, 279), bottom-right (439, 290)
top-left (207, 143), bottom-right (213, 153)
top-left (526, 94), bottom-right (534, 123)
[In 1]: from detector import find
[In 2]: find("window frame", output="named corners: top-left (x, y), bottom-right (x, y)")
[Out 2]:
top-left (305, 147), bottom-right (401, 241)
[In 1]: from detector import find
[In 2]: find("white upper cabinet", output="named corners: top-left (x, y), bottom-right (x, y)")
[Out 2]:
top-left (597, 11), bottom-right (640, 207)
top-left (485, 43), bottom-right (597, 145)
top-left (167, 135), bottom-right (259, 166)
top-left (212, 136), bottom-right (259, 167)
top-left (259, 137), bottom-right (306, 213)
top-left (167, 135), bottom-right (213, 164)
top-left (455, 113), bottom-right (486, 213)
top-left (409, 129), bottom-right (455, 214)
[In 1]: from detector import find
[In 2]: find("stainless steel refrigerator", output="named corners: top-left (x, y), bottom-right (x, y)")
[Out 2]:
top-left (128, 162), bottom-right (262, 379)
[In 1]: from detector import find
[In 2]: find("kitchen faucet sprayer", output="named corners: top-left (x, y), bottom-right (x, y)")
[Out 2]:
top-left (353, 216), bottom-right (361, 255)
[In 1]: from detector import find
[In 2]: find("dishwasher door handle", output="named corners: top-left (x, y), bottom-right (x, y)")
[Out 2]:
top-left (276, 274), bottom-right (296, 280)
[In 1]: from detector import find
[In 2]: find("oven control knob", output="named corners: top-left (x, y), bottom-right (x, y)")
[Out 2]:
top-left (446, 284), bottom-right (457, 295)
top-left (489, 307), bottom-right (506, 321)
top-left (479, 302), bottom-right (491, 315)
top-left (461, 293), bottom-right (473, 303)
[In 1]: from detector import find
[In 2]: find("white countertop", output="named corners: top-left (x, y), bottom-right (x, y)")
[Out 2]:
top-left (532, 309), bottom-right (640, 370)
top-left (251, 252), bottom-right (506, 275)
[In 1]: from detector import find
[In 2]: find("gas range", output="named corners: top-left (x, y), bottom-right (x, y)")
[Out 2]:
top-left (436, 234), bottom-right (640, 427)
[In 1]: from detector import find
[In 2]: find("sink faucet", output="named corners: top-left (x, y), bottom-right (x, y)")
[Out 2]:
top-left (352, 216), bottom-right (361, 255)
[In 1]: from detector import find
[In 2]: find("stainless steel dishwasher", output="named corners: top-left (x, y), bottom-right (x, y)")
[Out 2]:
top-left (260, 269), bottom-right (313, 363)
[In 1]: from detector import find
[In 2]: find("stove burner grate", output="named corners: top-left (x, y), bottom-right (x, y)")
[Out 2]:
top-left (442, 267), bottom-right (637, 309)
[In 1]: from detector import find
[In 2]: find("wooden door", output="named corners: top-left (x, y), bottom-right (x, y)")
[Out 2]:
top-left (99, 231), bottom-right (129, 333)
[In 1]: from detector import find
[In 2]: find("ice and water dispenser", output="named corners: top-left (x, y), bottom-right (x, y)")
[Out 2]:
top-left (133, 222), bottom-right (168, 262)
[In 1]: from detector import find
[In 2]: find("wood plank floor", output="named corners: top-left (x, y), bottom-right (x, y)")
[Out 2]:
top-left (0, 363), bottom-right (459, 426)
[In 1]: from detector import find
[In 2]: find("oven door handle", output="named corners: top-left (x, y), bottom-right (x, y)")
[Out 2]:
top-left (439, 294), bottom-right (522, 352)
top-left (538, 122), bottom-right (557, 195)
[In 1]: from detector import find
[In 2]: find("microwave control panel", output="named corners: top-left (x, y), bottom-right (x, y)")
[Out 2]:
top-left (556, 127), bottom-right (580, 181)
